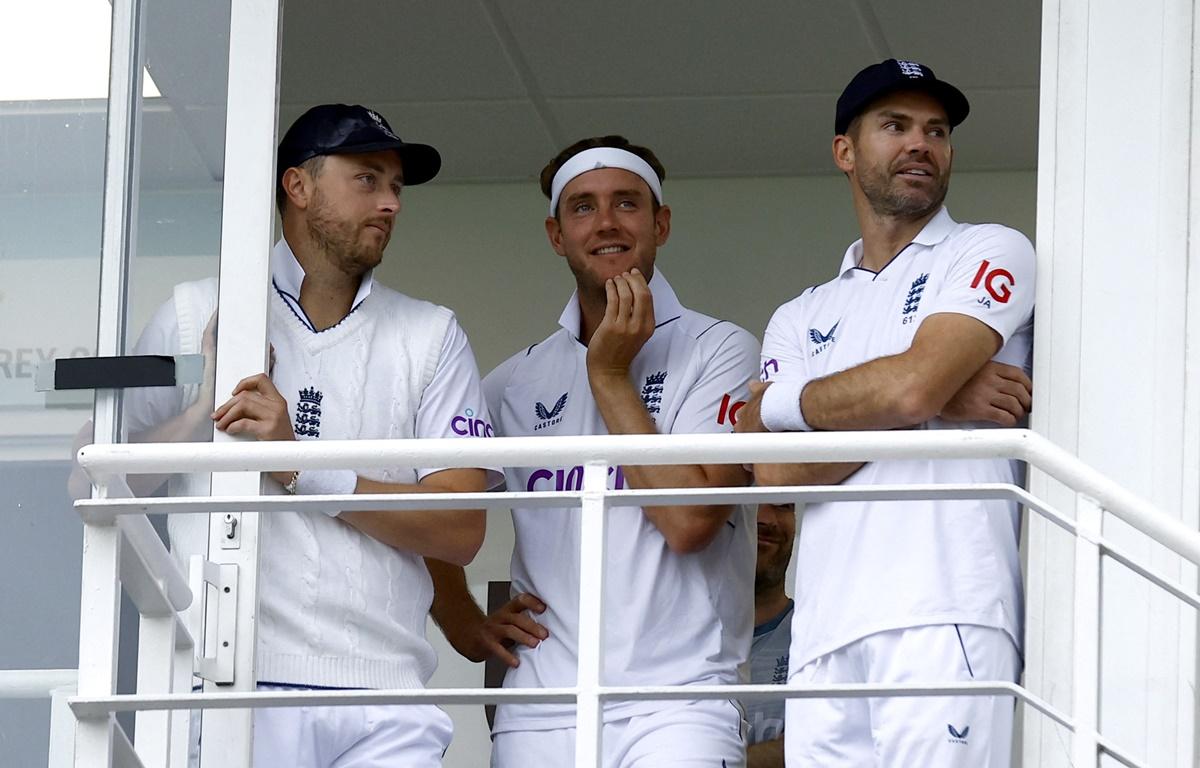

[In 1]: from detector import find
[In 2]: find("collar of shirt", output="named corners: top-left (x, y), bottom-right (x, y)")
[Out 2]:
top-left (753, 598), bottom-right (795, 637)
top-left (270, 238), bottom-right (375, 332)
top-left (837, 206), bottom-right (958, 276)
top-left (556, 268), bottom-right (686, 342)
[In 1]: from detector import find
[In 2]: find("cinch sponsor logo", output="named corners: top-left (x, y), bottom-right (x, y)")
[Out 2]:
top-left (747, 711), bottom-right (784, 745)
top-left (526, 464), bottom-right (626, 492)
top-left (970, 259), bottom-right (1014, 305)
top-left (451, 408), bottom-right (494, 437)
top-left (761, 358), bottom-right (779, 382)
top-left (717, 393), bottom-right (745, 426)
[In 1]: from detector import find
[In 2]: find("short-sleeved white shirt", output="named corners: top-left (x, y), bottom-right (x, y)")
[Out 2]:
top-left (484, 271), bottom-right (760, 732)
top-left (760, 208), bottom-right (1035, 671)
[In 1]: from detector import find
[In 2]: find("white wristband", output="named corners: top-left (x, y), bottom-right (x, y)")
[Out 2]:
top-left (760, 379), bottom-right (813, 433)
top-left (296, 469), bottom-right (358, 515)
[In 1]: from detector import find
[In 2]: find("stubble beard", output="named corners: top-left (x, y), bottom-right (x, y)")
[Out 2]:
top-left (754, 547), bottom-right (791, 596)
top-left (305, 189), bottom-right (385, 277)
top-left (859, 161), bottom-right (949, 221)
top-left (566, 248), bottom-right (655, 304)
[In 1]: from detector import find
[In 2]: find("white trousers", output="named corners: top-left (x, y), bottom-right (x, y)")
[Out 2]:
top-left (192, 684), bottom-right (453, 768)
top-left (785, 624), bottom-right (1020, 768)
top-left (492, 699), bottom-right (745, 768)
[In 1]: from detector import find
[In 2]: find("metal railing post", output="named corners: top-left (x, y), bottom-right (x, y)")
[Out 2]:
top-left (81, 0), bottom-right (145, 757)
top-left (49, 684), bottom-right (79, 768)
top-left (197, 0), bottom-right (282, 765)
top-left (133, 615), bottom-right (177, 768)
top-left (75, 523), bottom-right (124, 768)
top-left (575, 461), bottom-right (609, 767)
top-left (1071, 495), bottom-right (1103, 767)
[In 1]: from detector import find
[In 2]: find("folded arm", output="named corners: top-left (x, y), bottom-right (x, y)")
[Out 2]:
top-left (216, 372), bottom-right (488, 565)
top-left (738, 314), bottom-right (1016, 486)
top-left (587, 271), bottom-right (752, 554)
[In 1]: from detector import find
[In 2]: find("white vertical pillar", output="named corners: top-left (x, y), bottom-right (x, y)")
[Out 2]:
top-left (79, 0), bottom-right (146, 758)
top-left (196, 1), bottom-right (282, 767)
top-left (134, 615), bottom-right (176, 768)
top-left (49, 684), bottom-right (78, 768)
top-left (1026, 0), bottom-right (1199, 764)
top-left (75, 524), bottom-right (122, 768)
top-left (575, 461), bottom-right (609, 768)
top-left (1070, 497), bottom-right (1101, 768)
top-left (169, 630), bottom-right (193, 768)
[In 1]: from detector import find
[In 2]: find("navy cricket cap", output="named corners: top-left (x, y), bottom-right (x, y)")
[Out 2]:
top-left (277, 104), bottom-right (441, 187)
top-left (835, 59), bottom-right (970, 135)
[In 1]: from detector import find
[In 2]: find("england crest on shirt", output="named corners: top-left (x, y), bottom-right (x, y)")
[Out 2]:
top-left (295, 387), bottom-right (323, 438)
top-left (640, 371), bottom-right (667, 415)
top-left (901, 273), bottom-right (929, 324)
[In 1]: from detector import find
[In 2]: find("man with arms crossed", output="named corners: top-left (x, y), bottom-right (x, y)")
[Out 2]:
top-left (122, 104), bottom-right (495, 766)
top-left (736, 61), bottom-right (1035, 767)
top-left (430, 136), bottom-right (759, 767)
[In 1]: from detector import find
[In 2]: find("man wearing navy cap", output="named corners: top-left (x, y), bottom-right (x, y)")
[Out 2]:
top-left (121, 104), bottom-right (498, 766)
top-left (736, 61), bottom-right (1035, 766)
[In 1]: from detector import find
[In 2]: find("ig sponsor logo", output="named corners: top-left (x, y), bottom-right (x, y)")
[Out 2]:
top-left (970, 259), bottom-right (1014, 306)
top-left (451, 408), bottom-right (494, 437)
top-left (716, 393), bottom-right (745, 426)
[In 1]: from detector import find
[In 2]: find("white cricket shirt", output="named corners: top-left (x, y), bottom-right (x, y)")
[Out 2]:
top-left (484, 271), bottom-right (759, 731)
top-left (760, 208), bottom-right (1035, 671)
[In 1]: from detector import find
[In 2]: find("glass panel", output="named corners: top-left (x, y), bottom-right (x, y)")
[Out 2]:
top-left (0, 3), bottom-right (111, 763)
top-left (117, 0), bottom-right (233, 747)
top-left (122, 0), bottom-right (231, 468)
top-left (0, 0), bottom-right (233, 761)
top-left (116, 1), bottom-right (233, 750)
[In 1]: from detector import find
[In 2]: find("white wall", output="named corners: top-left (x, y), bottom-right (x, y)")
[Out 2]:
top-left (1025, 0), bottom-right (1200, 764)
top-left (380, 170), bottom-right (1037, 767)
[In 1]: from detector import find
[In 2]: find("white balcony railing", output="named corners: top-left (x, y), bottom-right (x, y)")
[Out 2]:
top-left (28, 429), bottom-right (1200, 767)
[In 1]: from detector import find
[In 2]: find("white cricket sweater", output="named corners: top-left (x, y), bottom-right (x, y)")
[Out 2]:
top-left (168, 276), bottom-right (453, 689)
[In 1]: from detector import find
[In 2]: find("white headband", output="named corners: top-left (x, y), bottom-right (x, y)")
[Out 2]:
top-left (548, 147), bottom-right (664, 215)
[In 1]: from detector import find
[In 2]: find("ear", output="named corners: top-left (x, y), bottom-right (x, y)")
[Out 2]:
top-left (654, 204), bottom-right (672, 247)
top-left (545, 216), bottom-right (566, 257)
top-left (281, 167), bottom-right (312, 211)
top-left (832, 135), bottom-right (855, 174)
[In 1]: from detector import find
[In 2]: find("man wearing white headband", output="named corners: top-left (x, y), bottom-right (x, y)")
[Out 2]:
top-left (430, 136), bottom-right (759, 767)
